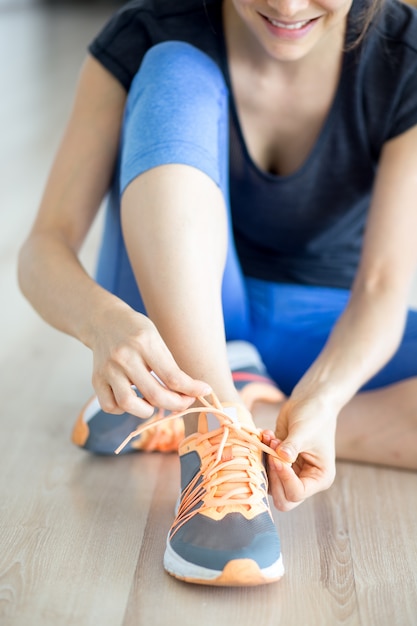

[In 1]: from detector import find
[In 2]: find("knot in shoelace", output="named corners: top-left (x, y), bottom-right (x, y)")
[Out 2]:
top-left (115, 394), bottom-right (287, 533)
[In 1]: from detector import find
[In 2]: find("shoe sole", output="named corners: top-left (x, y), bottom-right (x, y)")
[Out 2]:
top-left (164, 541), bottom-right (284, 587)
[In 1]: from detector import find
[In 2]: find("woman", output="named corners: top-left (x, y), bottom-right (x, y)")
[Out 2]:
top-left (18, 0), bottom-right (417, 586)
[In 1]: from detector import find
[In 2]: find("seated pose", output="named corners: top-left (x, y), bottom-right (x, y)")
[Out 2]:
top-left (18, 0), bottom-right (417, 586)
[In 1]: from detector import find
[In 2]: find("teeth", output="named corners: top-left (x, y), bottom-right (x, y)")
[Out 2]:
top-left (268, 18), bottom-right (310, 30)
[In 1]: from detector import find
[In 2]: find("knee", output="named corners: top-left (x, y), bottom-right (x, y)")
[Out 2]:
top-left (144, 41), bottom-right (224, 82)
top-left (120, 41), bottom-right (229, 196)
top-left (130, 41), bottom-right (227, 103)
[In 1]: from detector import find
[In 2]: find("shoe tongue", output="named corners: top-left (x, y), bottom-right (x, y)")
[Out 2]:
top-left (203, 411), bottom-right (221, 433)
top-left (198, 405), bottom-right (243, 434)
top-left (222, 403), bottom-right (254, 427)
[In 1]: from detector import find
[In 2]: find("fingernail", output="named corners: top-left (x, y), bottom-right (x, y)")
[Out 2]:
top-left (278, 444), bottom-right (297, 462)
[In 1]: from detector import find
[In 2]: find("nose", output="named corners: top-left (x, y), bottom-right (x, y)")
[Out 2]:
top-left (266, 0), bottom-right (310, 19)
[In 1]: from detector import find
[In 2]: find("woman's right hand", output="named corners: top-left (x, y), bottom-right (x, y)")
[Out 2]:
top-left (89, 301), bottom-right (212, 418)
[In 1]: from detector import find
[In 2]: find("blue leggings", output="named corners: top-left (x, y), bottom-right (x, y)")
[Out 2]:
top-left (95, 42), bottom-right (417, 396)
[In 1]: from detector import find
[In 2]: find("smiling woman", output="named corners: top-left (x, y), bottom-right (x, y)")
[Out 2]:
top-left (18, 0), bottom-right (417, 587)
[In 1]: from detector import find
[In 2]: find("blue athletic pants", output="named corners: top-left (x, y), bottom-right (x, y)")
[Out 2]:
top-left (95, 41), bottom-right (417, 395)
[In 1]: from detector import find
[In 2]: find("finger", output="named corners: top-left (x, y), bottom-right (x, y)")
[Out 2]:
top-left (98, 355), bottom-right (208, 416)
top-left (128, 365), bottom-right (207, 413)
top-left (113, 377), bottom-right (164, 418)
top-left (95, 365), bottom-right (159, 418)
top-left (261, 430), bottom-right (274, 447)
top-left (274, 454), bottom-right (334, 502)
top-left (95, 381), bottom-right (155, 418)
top-left (273, 459), bottom-right (308, 501)
top-left (267, 456), bottom-right (305, 512)
top-left (276, 440), bottom-right (300, 464)
top-left (95, 383), bottom-right (125, 415)
top-left (262, 431), bottom-right (284, 455)
top-left (144, 341), bottom-right (212, 398)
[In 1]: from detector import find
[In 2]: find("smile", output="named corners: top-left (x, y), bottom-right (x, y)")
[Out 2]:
top-left (266, 17), bottom-right (313, 30)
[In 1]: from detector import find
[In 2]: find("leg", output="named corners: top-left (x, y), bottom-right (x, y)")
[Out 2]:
top-left (120, 42), bottom-right (247, 405)
top-left (72, 44), bottom-right (281, 455)
top-left (118, 43), bottom-right (284, 586)
top-left (336, 378), bottom-right (417, 469)
top-left (123, 164), bottom-right (238, 400)
top-left (336, 307), bottom-right (417, 469)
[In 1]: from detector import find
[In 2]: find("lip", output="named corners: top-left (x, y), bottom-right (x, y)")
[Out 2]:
top-left (260, 13), bottom-right (320, 40)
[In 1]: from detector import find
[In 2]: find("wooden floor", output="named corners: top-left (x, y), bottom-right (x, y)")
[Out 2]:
top-left (1, 3), bottom-right (417, 625)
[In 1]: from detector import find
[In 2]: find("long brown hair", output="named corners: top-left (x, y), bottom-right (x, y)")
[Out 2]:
top-left (349, 0), bottom-right (388, 48)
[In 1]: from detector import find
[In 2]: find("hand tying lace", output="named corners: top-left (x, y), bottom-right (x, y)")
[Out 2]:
top-left (115, 393), bottom-right (291, 530)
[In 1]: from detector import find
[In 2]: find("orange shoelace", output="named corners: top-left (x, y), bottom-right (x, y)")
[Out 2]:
top-left (130, 407), bottom-right (184, 452)
top-left (115, 394), bottom-right (289, 534)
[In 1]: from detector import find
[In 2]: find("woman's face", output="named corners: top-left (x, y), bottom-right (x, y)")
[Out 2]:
top-left (227, 0), bottom-right (354, 61)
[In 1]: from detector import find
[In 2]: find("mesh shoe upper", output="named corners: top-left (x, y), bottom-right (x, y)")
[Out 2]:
top-left (168, 405), bottom-right (281, 572)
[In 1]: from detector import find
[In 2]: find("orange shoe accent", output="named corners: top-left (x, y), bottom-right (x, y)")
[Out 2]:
top-left (178, 559), bottom-right (281, 587)
top-left (130, 408), bottom-right (184, 452)
top-left (71, 410), bottom-right (90, 447)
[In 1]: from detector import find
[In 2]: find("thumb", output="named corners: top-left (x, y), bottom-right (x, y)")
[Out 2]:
top-left (276, 439), bottom-right (301, 464)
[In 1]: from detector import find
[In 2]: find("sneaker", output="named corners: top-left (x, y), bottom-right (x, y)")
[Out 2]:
top-left (227, 341), bottom-right (284, 410)
top-left (71, 388), bottom-right (184, 455)
top-left (116, 394), bottom-right (285, 586)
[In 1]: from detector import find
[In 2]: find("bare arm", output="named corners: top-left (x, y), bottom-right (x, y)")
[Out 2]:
top-left (19, 55), bottom-right (125, 341)
top-left (295, 124), bottom-right (417, 410)
top-left (265, 124), bottom-right (417, 509)
top-left (18, 55), bottom-right (211, 417)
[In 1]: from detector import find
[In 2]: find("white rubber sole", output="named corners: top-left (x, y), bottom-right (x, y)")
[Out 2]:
top-left (164, 540), bottom-right (284, 587)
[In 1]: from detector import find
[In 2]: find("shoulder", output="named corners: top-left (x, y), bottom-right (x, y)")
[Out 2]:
top-left (89, 0), bottom-right (223, 91)
top-left (99, 0), bottom-right (213, 20)
top-left (362, 0), bottom-right (417, 65)
top-left (349, 1), bottom-right (417, 146)
top-left (362, 0), bottom-right (417, 89)
top-left (93, 0), bottom-right (221, 34)
top-left (376, 0), bottom-right (417, 50)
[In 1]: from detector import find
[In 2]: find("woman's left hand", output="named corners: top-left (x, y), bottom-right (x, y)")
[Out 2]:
top-left (262, 395), bottom-right (338, 512)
